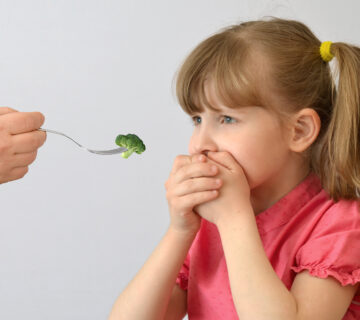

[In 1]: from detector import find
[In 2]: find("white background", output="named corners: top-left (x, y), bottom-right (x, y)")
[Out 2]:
top-left (0, 1), bottom-right (359, 319)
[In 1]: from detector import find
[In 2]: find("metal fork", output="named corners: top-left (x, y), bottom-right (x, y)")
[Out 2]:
top-left (39, 128), bottom-right (128, 155)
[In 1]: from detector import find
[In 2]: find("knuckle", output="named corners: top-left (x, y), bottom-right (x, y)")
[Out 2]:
top-left (0, 107), bottom-right (16, 114)
top-left (174, 154), bottom-right (190, 167)
top-left (191, 153), bottom-right (202, 161)
top-left (0, 140), bottom-right (11, 153)
top-left (174, 155), bottom-right (184, 166)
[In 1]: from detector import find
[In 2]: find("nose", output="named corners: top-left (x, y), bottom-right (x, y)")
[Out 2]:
top-left (188, 129), bottom-right (218, 156)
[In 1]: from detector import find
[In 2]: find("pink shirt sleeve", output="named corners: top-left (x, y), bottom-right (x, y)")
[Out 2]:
top-left (291, 200), bottom-right (360, 286)
top-left (176, 253), bottom-right (190, 290)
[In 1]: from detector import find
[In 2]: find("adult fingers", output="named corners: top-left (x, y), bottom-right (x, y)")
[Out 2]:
top-left (2, 112), bottom-right (45, 135)
top-left (6, 167), bottom-right (29, 183)
top-left (0, 166), bottom-right (29, 184)
top-left (0, 107), bottom-right (18, 116)
top-left (12, 151), bottom-right (38, 167)
top-left (11, 130), bottom-right (47, 153)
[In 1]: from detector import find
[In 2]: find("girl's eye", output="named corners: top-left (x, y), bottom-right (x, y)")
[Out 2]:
top-left (191, 116), bottom-right (201, 126)
top-left (221, 115), bottom-right (236, 124)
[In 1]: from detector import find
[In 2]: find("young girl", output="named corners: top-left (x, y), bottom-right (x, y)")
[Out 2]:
top-left (108, 17), bottom-right (360, 320)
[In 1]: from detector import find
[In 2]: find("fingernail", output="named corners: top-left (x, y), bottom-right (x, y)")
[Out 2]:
top-left (198, 155), bottom-right (205, 161)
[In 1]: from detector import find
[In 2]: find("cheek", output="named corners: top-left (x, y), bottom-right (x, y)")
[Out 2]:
top-left (232, 130), bottom-right (288, 187)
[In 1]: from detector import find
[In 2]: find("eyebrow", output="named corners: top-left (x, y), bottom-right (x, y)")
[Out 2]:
top-left (188, 105), bottom-right (259, 117)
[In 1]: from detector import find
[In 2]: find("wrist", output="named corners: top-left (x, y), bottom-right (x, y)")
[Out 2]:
top-left (215, 203), bottom-right (254, 231)
top-left (168, 225), bottom-right (199, 243)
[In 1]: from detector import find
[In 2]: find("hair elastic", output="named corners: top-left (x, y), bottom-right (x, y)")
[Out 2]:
top-left (320, 41), bottom-right (334, 62)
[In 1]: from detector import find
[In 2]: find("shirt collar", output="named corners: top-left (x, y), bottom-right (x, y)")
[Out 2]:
top-left (255, 172), bottom-right (324, 234)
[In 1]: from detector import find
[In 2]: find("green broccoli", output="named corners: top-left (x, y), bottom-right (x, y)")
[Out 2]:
top-left (115, 133), bottom-right (146, 159)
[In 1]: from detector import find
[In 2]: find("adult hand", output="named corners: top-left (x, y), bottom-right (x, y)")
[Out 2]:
top-left (0, 107), bottom-right (46, 184)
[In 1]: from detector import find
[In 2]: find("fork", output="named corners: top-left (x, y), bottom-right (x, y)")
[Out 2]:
top-left (39, 128), bottom-right (128, 155)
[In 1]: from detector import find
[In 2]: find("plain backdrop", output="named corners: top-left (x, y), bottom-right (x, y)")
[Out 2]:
top-left (0, 1), bottom-right (359, 319)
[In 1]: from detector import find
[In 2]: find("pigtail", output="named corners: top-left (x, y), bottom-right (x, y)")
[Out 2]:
top-left (317, 42), bottom-right (360, 200)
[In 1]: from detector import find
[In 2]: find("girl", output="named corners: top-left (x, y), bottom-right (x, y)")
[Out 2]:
top-left (109, 17), bottom-right (360, 320)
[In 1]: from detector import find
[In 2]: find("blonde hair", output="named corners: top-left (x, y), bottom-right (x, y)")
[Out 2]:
top-left (175, 17), bottom-right (360, 201)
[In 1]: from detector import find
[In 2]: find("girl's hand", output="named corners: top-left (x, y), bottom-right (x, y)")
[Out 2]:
top-left (194, 151), bottom-right (252, 226)
top-left (165, 154), bottom-right (221, 236)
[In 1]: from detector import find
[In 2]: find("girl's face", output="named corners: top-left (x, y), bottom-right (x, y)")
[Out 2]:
top-left (188, 84), bottom-right (293, 191)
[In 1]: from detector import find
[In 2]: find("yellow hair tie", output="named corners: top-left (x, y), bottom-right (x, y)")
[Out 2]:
top-left (320, 41), bottom-right (334, 62)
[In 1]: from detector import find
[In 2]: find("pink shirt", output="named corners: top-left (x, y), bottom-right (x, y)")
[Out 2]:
top-left (176, 173), bottom-right (360, 319)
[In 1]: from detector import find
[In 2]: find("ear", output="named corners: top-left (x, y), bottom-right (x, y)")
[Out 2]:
top-left (288, 108), bottom-right (321, 153)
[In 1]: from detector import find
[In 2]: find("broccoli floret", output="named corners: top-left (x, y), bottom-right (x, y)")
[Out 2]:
top-left (115, 133), bottom-right (146, 159)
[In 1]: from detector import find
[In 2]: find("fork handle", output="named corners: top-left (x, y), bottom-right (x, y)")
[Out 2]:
top-left (39, 128), bottom-right (84, 148)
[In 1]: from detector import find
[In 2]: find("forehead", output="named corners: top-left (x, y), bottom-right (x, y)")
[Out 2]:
top-left (198, 79), bottom-right (259, 114)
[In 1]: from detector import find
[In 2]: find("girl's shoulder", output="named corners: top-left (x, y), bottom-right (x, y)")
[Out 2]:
top-left (318, 197), bottom-right (360, 229)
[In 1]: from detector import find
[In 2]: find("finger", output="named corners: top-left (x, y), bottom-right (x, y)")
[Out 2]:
top-left (175, 176), bottom-right (222, 197)
top-left (196, 154), bottom-right (207, 163)
top-left (178, 190), bottom-right (219, 212)
top-left (175, 161), bottom-right (218, 184)
top-left (171, 154), bottom-right (206, 174)
top-left (3, 112), bottom-right (45, 135)
top-left (0, 107), bottom-right (18, 116)
top-left (11, 130), bottom-right (47, 153)
top-left (207, 151), bottom-right (241, 171)
top-left (171, 155), bottom-right (191, 174)
top-left (0, 166), bottom-right (29, 184)
top-left (12, 151), bottom-right (38, 167)
top-left (7, 166), bottom-right (29, 182)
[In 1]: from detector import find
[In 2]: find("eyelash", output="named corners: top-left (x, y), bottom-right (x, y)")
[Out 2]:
top-left (190, 115), bottom-right (237, 126)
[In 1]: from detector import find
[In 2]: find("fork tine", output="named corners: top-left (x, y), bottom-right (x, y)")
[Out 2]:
top-left (86, 148), bottom-right (128, 155)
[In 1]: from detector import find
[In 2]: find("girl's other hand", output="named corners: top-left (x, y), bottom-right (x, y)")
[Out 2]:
top-left (194, 151), bottom-right (252, 226)
top-left (165, 154), bottom-right (221, 236)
